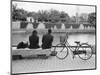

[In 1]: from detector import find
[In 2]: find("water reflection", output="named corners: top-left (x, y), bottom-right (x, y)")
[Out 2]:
top-left (67, 34), bottom-right (95, 46)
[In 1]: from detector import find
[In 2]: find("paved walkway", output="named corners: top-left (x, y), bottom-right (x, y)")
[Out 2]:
top-left (12, 53), bottom-right (95, 74)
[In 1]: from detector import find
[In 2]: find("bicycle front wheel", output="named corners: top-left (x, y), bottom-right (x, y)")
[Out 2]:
top-left (54, 43), bottom-right (68, 60)
top-left (78, 43), bottom-right (92, 60)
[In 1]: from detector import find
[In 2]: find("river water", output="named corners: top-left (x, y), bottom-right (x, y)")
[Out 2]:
top-left (12, 32), bottom-right (95, 46)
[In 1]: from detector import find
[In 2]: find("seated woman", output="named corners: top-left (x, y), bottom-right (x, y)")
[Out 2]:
top-left (29, 30), bottom-right (40, 49)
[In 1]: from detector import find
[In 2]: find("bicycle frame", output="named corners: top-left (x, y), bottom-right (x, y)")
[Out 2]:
top-left (62, 33), bottom-right (82, 57)
top-left (65, 41), bottom-right (81, 57)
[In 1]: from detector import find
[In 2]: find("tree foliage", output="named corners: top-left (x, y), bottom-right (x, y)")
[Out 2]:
top-left (12, 4), bottom-right (70, 23)
top-left (12, 4), bottom-right (27, 21)
top-left (12, 3), bottom-right (96, 26)
top-left (88, 12), bottom-right (96, 25)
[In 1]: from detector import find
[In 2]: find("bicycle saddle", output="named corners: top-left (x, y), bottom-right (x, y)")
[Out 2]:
top-left (74, 41), bottom-right (80, 44)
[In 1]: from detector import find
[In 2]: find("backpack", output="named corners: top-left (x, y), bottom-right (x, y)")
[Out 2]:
top-left (17, 41), bottom-right (28, 49)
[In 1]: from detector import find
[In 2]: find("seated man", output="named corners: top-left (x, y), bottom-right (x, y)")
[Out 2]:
top-left (41, 29), bottom-right (53, 49)
top-left (29, 30), bottom-right (40, 49)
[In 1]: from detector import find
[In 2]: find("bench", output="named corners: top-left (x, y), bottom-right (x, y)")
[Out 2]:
top-left (12, 48), bottom-right (52, 60)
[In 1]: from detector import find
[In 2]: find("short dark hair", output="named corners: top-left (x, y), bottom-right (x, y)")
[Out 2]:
top-left (48, 29), bottom-right (52, 33)
top-left (32, 30), bottom-right (37, 35)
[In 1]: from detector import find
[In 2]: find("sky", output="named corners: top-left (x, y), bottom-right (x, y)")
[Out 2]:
top-left (12, 1), bottom-right (95, 17)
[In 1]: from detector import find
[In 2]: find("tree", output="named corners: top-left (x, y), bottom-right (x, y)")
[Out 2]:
top-left (70, 16), bottom-right (76, 23)
top-left (12, 4), bottom-right (27, 21)
top-left (88, 12), bottom-right (96, 25)
top-left (12, 4), bottom-right (17, 21)
top-left (36, 10), bottom-right (49, 22)
top-left (60, 11), bottom-right (70, 23)
top-left (49, 9), bottom-right (60, 23)
top-left (79, 13), bottom-right (88, 23)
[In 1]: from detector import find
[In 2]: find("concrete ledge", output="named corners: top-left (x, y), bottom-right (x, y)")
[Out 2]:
top-left (12, 55), bottom-right (23, 60)
top-left (12, 48), bottom-right (52, 58)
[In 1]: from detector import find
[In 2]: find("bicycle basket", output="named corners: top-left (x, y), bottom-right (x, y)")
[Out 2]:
top-left (60, 36), bottom-right (66, 43)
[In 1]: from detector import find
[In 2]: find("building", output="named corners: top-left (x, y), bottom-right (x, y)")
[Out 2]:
top-left (27, 17), bottom-right (34, 23)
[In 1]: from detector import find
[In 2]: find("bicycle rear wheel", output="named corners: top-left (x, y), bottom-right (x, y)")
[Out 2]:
top-left (54, 43), bottom-right (68, 60)
top-left (78, 43), bottom-right (92, 60)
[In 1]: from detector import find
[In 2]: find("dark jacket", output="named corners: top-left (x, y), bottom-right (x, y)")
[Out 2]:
top-left (29, 34), bottom-right (40, 49)
top-left (42, 33), bottom-right (53, 49)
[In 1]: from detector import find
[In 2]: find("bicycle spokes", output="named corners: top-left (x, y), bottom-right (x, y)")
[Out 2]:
top-left (78, 43), bottom-right (92, 60)
top-left (54, 43), bottom-right (68, 59)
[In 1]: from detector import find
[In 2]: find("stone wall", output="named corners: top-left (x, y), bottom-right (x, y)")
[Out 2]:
top-left (12, 21), bottom-right (95, 30)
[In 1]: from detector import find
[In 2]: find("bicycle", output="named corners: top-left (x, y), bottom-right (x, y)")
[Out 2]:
top-left (54, 33), bottom-right (93, 60)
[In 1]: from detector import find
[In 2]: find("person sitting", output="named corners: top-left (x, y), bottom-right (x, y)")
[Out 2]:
top-left (29, 30), bottom-right (40, 49)
top-left (41, 29), bottom-right (53, 49)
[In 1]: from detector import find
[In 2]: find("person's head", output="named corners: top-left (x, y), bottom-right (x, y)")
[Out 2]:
top-left (48, 29), bottom-right (52, 34)
top-left (32, 30), bottom-right (37, 35)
